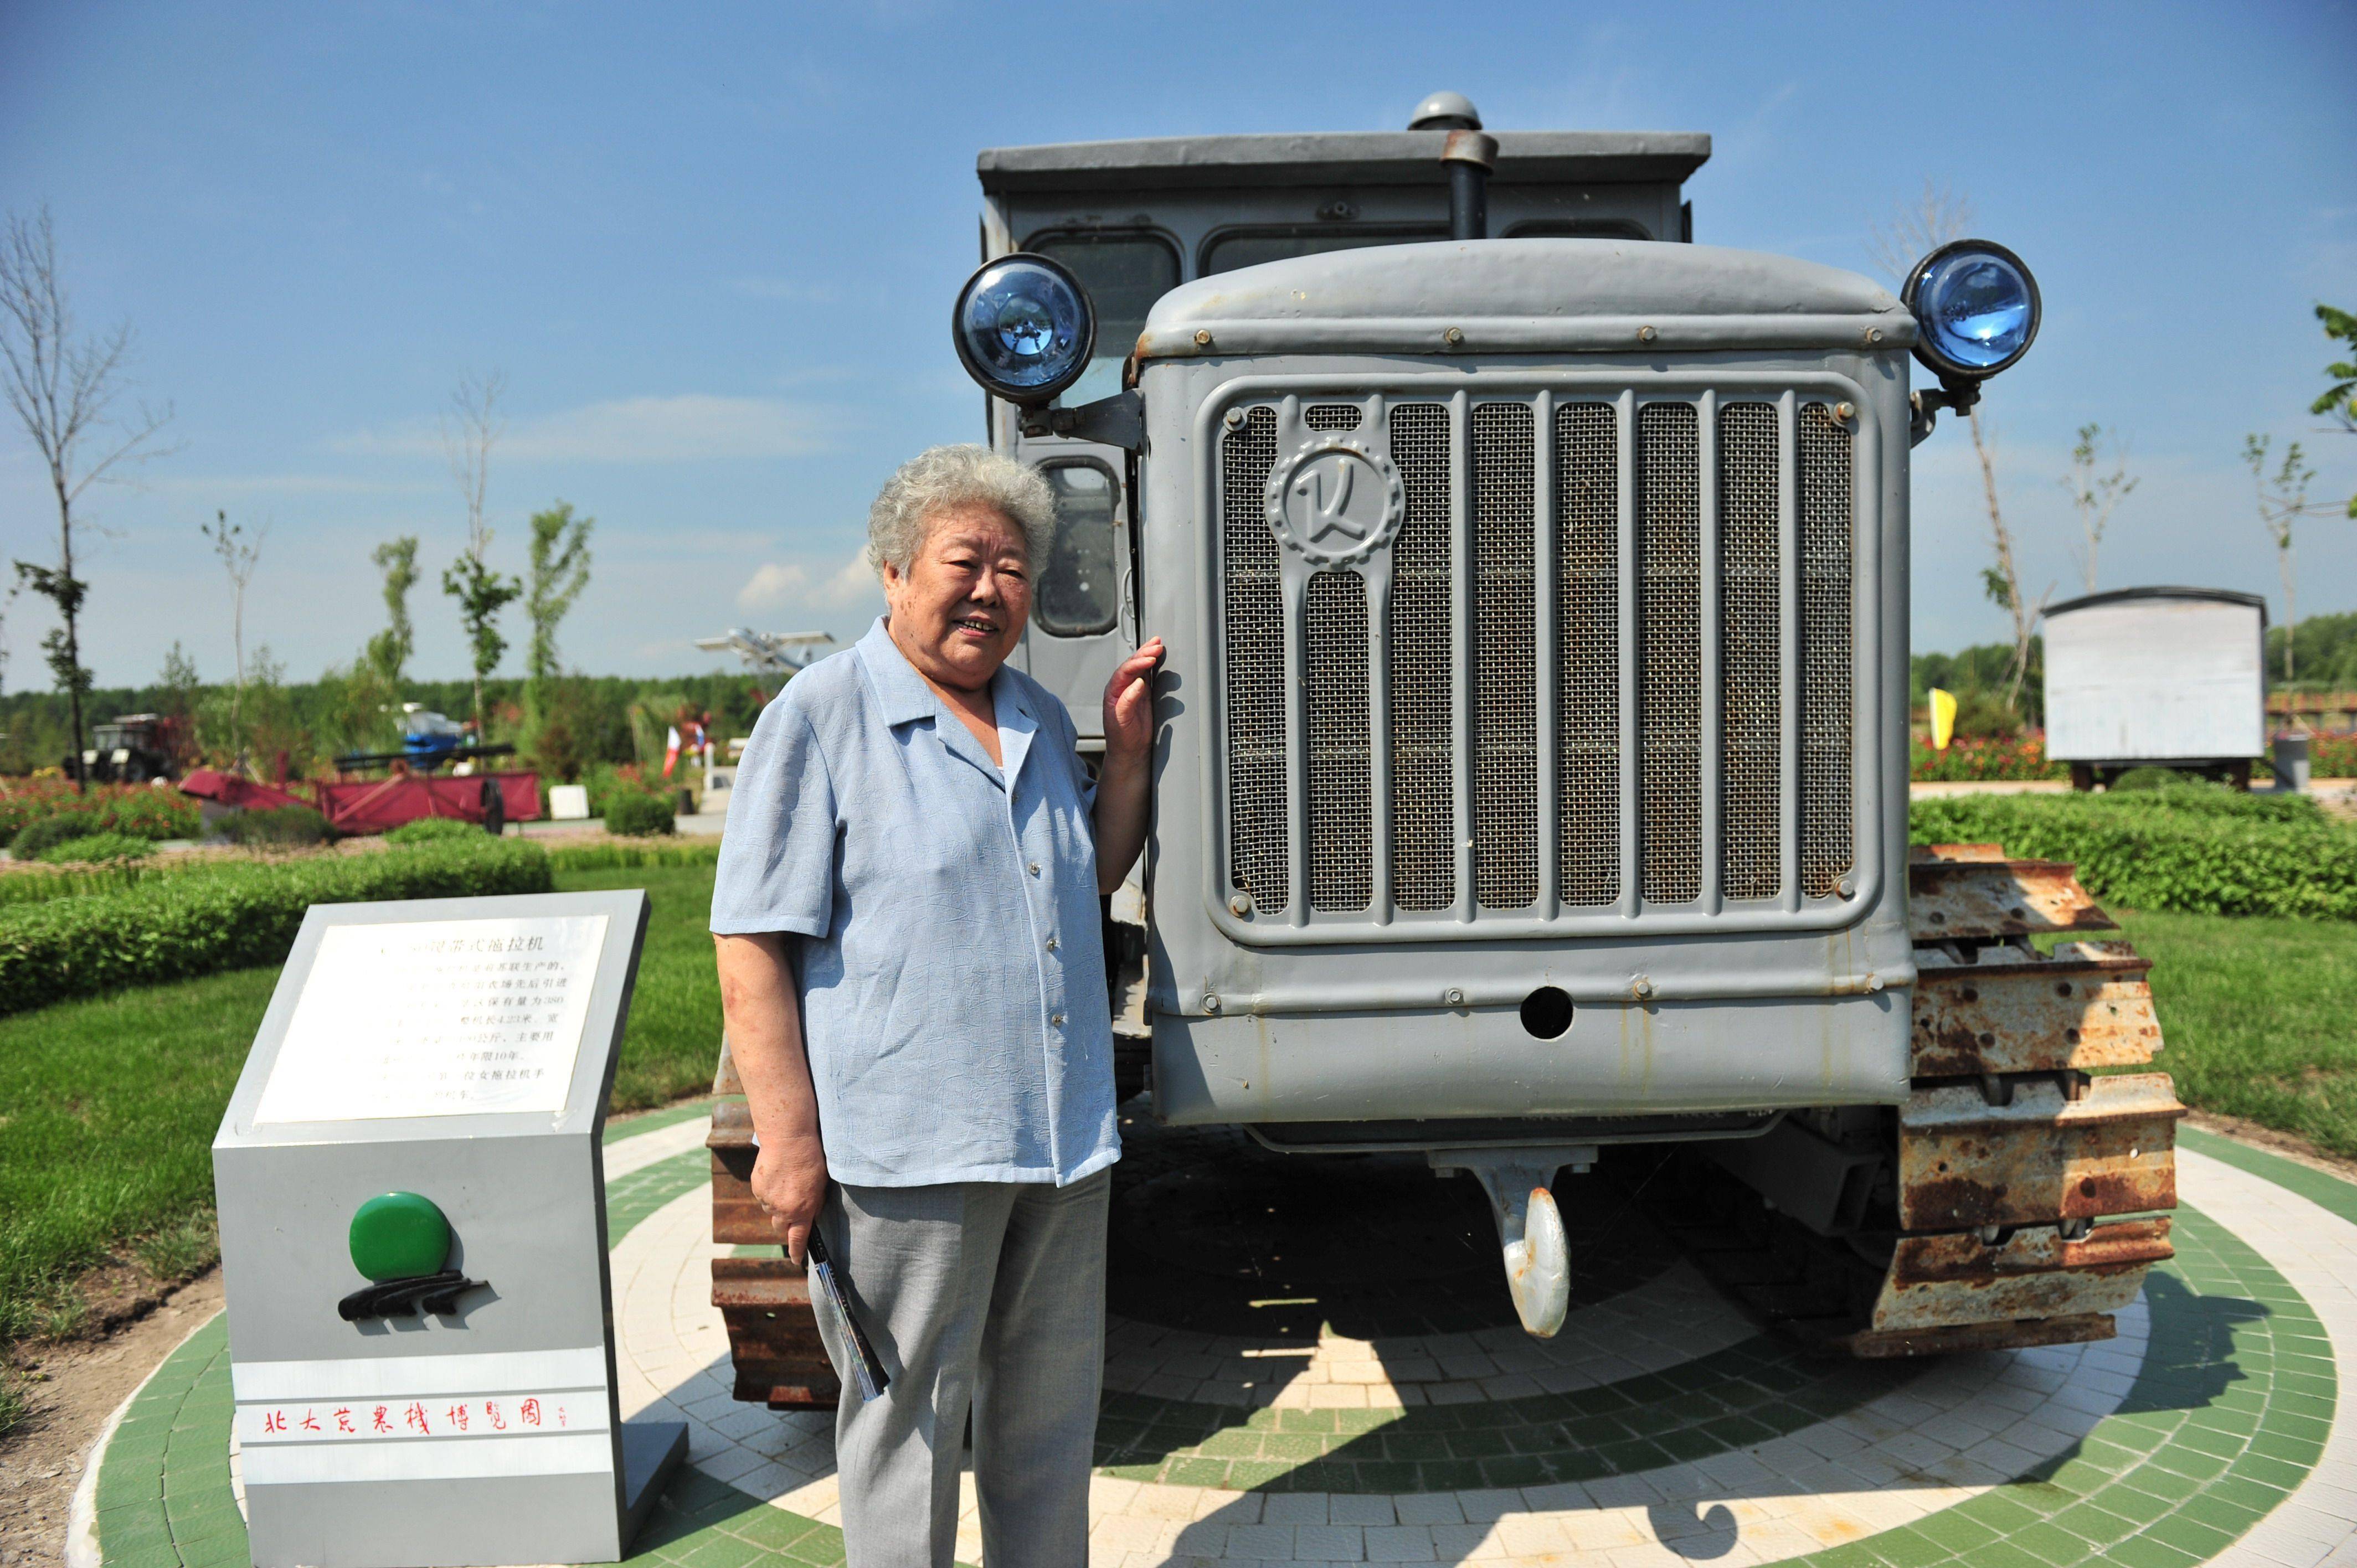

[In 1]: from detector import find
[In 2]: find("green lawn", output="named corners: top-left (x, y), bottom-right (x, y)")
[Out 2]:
top-left (0, 860), bottom-right (722, 1427)
top-left (2120, 907), bottom-right (2357, 1159)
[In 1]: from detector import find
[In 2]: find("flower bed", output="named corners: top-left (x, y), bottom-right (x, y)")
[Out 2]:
top-left (1910, 731), bottom-right (2070, 782)
top-left (0, 779), bottom-right (202, 844)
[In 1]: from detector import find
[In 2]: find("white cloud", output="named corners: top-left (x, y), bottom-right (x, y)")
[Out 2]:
top-left (736, 561), bottom-right (810, 610)
top-left (334, 394), bottom-right (839, 465)
top-left (813, 546), bottom-right (879, 607)
top-left (733, 546), bottom-right (878, 614)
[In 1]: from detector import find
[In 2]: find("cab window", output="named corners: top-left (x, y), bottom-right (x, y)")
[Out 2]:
top-left (1202, 225), bottom-right (1445, 275)
top-left (1025, 233), bottom-right (1180, 406)
top-left (1033, 461), bottom-right (1122, 637)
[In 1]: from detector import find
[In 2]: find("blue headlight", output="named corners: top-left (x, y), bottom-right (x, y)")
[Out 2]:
top-left (951, 254), bottom-right (1096, 404)
top-left (1904, 240), bottom-right (2040, 380)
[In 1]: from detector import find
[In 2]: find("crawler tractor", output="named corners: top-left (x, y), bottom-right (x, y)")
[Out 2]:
top-left (708, 92), bottom-right (2181, 1406)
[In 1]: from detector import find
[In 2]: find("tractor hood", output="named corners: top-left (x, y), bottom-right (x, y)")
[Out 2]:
top-left (1133, 238), bottom-right (1913, 360)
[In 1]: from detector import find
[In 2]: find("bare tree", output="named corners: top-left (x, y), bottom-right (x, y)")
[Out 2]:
top-left (2060, 424), bottom-right (2138, 594)
top-left (1868, 183), bottom-right (2047, 712)
top-left (200, 508), bottom-right (267, 762)
top-left (0, 207), bottom-right (175, 788)
top-left (439, 372), bottom-right (512, 736)
top-left (2244, 434), bottom-right (2317, 682)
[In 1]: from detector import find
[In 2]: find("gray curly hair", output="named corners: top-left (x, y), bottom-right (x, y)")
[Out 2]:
top-left (867, 444), bottom-right (1054, 580)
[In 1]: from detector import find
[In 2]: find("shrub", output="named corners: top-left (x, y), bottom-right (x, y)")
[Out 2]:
top-left (2107, 766), bottom-right (2180, 792)
top-left (1910, 790), bottom-right (2357, 920)
top-left (603, 788), bottom-right (675, 837)
top-left (11, 813), bottom-right (106, 858)
top-left (385, 816), bottom-right (482, 845)
top-left (34, 832), bottom-right (154, 865)
top-left (0, 837), bottom-right (554, 1015)
top-left (218, 804), bottom-right (332, 847)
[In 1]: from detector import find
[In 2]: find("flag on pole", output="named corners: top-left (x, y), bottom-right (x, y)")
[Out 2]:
top-left (1929, 689), bottom-right (1958, 751)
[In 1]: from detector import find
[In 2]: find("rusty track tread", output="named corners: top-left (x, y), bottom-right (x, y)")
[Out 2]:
top-left (708, 1089), bottom-right (841, 1409)
top-left (1898, 1072), bottom-right (2185, 1231)
top-left (1908, 850), bottom-right (2120, 941)
top-left (1912, 945), bottom-right (2160, 1077)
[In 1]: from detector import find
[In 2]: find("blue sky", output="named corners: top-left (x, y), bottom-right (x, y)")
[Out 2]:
top-left (1, 1), bottom-right (2351, 689)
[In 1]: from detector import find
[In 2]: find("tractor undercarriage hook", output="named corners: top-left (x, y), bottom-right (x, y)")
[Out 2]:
top-left (1430, 1147), bottom-right (1593, 1338)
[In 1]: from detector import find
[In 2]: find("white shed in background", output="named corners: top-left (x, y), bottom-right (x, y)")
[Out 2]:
top-left (2042, 587), bottom-right (2268, 784)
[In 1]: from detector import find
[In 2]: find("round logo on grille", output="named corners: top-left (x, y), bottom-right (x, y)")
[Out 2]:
top-left (1265, 440), bottom-right (1402, 566)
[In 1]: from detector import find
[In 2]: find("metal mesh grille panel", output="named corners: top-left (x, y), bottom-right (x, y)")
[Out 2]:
top-left (1304, 571), bottom-right (1372, 910)
top-left (1637, 403), bottom-right (1702, 904)
top-left (1556, 403), bottom-right (1620, 907)
top-left (1799, 403), bottom-right (1855, 898)
top-left (1212, 385), bottom-right (1859, 932)
top-left (1221, 406), bottom-right (1288, 910)
top-left (1718, 402), bottom-right (1781, 900)
top-left (1471, 403), bottom-right (1538, 909)
top-left (1387, 403), bottom-right (1457, 912)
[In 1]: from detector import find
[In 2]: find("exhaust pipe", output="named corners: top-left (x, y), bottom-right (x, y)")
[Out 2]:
top-left (1442, 130), bottom-right (1499, 241)
top-left (1409, 90), bottom-right (1497, 241)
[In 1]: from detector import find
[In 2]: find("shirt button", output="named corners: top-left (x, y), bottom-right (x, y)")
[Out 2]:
top-left (1051, 1013), bottom-right (1066, 1027)
top-left (1028, 862), bottom-right (1042, 877)
top-left (1045, 936), bottom-right (1059, 951)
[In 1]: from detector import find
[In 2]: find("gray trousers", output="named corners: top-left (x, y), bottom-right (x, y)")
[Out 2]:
top-left (812, 1169), bottom-right (1111, 1568)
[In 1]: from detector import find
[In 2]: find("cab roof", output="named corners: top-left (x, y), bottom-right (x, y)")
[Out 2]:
top-left (978, 131), bottom-right (1711, 193)
top-left (1133, 238), bottom-right (1913, 359)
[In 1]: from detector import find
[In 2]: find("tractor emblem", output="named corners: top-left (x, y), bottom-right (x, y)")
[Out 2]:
top-left (1266, 439), bottom-right (1403, 566)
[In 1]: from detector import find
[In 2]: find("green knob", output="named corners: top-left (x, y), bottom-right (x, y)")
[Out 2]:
top-left (349, 1192), bottom-right (452, 1281)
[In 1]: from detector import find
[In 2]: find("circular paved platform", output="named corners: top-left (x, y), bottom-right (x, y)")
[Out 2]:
top-left (74, 1105), bottom-right (2357, 1567)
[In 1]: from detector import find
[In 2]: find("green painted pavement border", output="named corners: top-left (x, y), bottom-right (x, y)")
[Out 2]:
top-left (2181, 1125), bottom-right (2357, 1226)
top-left (603, 1098), bottom-right (714, 1146)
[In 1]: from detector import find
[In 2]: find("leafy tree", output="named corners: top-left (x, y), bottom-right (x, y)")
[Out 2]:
top-left (2243, 435), bottom-right (2317, 680)
top-left (2313, 303), bottom-right (2355, 517)
top-left (367, 535), bottom-right (420, 683)
top-left (525, 502), bottom-right (594, 689)
top-left (0, 208), bottom-right (174, 787)
top-left (440, 372), bottom-right (506, 735)
top-left (441, 554), bottom-right (522, 737)
top-left (2058, 424), bottom-right (2137, 595)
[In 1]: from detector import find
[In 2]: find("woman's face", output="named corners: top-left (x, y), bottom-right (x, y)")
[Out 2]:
top-left (881, 503), bottom-right (1032, 694)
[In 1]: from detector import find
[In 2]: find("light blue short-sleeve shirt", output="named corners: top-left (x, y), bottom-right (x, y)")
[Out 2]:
top-left (710, 617), bottom-right (1119, 1188)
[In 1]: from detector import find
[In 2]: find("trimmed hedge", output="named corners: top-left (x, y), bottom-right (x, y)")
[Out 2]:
top-left (35, 832), bottom-right (153, 865)
top-left (603, 790), bottom-right (676, 837)
top-left (385, 816), bottom-right (482, 845)
top-left (0, 837), bottom-right (554, 1015)
top-left (1910, 787), bottom-right (2357, 920)
top-left (546, 839), bottom-right (721, 872)
top-left (218, 804), bottom-right (332, 847)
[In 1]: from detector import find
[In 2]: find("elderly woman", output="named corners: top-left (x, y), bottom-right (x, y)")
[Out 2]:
top-left (712, 443), bottom-right (1160, 1567)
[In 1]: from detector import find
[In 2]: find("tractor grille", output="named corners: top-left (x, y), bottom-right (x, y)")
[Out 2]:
top-left (1218, 388), bottom-right (1860, 929)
